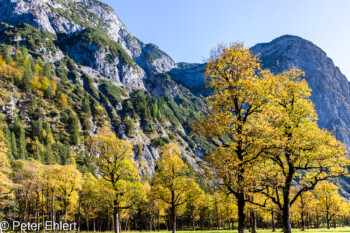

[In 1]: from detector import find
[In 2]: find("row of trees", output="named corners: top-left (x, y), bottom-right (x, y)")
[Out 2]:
top-left (0, 127), bottom-right (350, 233)
top-left (193, 43), bottom-right (350, 233)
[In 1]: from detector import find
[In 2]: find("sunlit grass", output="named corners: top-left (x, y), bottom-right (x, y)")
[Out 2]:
top-left (80, 227), bottom-right (350, 233)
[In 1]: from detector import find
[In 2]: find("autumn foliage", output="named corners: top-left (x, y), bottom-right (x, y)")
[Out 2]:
top-left (0, 43), bottom-right (350, 233)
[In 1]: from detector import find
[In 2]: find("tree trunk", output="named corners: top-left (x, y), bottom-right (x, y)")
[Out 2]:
top-left (158, 212), bottom-right (160, 232)
top-left (301, 210), bottom-right (305, 231)
top-left (171, 190), bottom-right (176, 233)
top-left (251, 211), bottom-right (257, 233)
top-left (237, 193), bottom-right (246, 233)
top-left (282, 158), bottom-right (294, 233)
top-left (51, 191), bottom-right (56, 233)
top-left (271, 211), bottom-right (276, 232)
top-left (326, 211), bottom-right (330, 229)
top-left (36, 194), bottom-right (40, 232)
top-left (172, 206), bottom-right (176, 233)
top-left (86, 207), bottom-right (89, 232)
top-left (42, 188), bottom-right (45, 233)
top-left (64, 201), bottom-right (68, 233)
top-left (114, 199), bottom-right (120, 233)
top-left (77, 201), bottom-right (81, 232)
top-left (282, 195), bottom-right (292, 233)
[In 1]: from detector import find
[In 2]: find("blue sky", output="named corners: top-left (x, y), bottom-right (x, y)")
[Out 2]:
top-left (101, 0), bottom-right (350, 78)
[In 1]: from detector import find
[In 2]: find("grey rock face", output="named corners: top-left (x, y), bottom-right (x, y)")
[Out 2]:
top-left (138, 43), bottom-right (177, 75)
top-left (169, 62), bottom-right (208, 96)
top-left (62, 39), bottom-right (145, 88)
top-left (0, 0), bottom-right (83, 34)
top-left (0, 0), bottom-right (177, 90)
top-left (251, 35), bottom-right (350, 147)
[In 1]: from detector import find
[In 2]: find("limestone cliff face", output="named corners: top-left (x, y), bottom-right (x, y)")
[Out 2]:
top-left (169, 63), bottom-right (208, 96)
top-left (0, 0), bottom-right (178, 90)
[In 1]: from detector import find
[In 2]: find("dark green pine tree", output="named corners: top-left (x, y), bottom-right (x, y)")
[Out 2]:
top-left (31, 120), bottom-right (43, 142)
top-left (82, 94), bottom-right (92, 116)
top-left (44, 86), bottom-right (54, 100)
top-left (10, 131), bottom-right (18, 160)
top-left (43, 63), bottom-right (53, 79)
top-left (22, 63), bottom-right (33, 91)
top-left (14, 48), bottom-right (24, 66)
top-left (43, 121), bottom-right (52, 145)
top-left (68, 112), bottom-right (79, 145)
top-left (62, 111), bottom-right (69, 124)
top-left (80, 94), bottom-right (92, 131)
top-left (43, 144), bottom-right (55, 165)
top-left (33, 142), bottom-right (43, 162)
top-left (13, 117), bottom-right (27, 159)
top-left (59, 144), bottom-right (71, 165)
top-left (4, 47), bottom-right (12, 64)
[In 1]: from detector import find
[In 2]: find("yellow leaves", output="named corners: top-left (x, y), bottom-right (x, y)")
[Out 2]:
top-left (151, 144), bottom-right (196, 214)
top-left (87, 127), bottom-right (138, 182)
top-left (0, 60), bottom-right (22, 80)
top-left (58, 93), bottom-right (69, 107)
top-left (34, 63), bottom-right (42, 74)
top-left (314, 181), bottom-right (346, 220)
top-left (0, 131), bottom-right (14, 213)
top-left (86, 127), bottom-right (145, 212)
top-left (31, 75), bottom-right (51, 92)
top-left (194, 42), bottom-right (350, 230)
top-left (194, 43), bottom-right (277, 197)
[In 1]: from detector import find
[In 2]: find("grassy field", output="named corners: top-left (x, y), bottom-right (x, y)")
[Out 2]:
top-left (124, 228), bottom-right (350, 233)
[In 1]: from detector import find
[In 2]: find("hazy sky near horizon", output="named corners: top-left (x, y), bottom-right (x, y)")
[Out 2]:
top-left (101, 0), bottom-right (350, 78)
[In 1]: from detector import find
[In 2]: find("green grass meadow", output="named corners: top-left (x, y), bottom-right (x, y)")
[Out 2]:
top-left (122, 229), bottom-right (350, 233)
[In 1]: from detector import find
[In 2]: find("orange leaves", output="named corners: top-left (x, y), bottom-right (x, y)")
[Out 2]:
top-left (0, 61), bottom-right (22, 80)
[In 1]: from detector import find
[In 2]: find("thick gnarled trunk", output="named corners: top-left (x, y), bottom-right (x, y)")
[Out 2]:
top-left (282, 202), bottom-right (292, 233)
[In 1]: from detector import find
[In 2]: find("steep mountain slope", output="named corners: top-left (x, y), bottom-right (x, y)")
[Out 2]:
top-left (0, 0), bottom-right (212, 176)
top-left (0, 0), bottom-right (177, 87)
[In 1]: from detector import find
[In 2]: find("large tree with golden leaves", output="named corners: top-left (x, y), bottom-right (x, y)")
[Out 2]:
top-left (193, 43), bottom-right (275, 233)
top-left (260, 69), bottom-right (350, 233)
top-left (87, 128), bottom-right (145, 233)
top-left (151, 144), bottom-right (199, 233)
